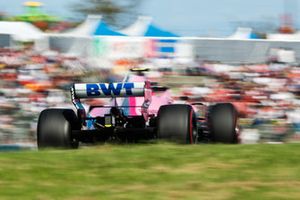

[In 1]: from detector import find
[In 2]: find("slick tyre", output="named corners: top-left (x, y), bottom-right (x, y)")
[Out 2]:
top-left (208, 103), bottom-right (237, 144)
top-left (157, 104), bottom-right (197, 144)
top-left (37, 109), bottom-right (80, 149)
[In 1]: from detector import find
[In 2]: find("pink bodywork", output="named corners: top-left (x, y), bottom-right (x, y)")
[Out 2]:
top-left (126, 75), bottom-right (172, 118)
top-left (88, 74), bottom-right (173, 119)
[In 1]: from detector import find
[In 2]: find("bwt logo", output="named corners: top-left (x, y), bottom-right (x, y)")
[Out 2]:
top-left (86, 83), bottom-right (134, 96)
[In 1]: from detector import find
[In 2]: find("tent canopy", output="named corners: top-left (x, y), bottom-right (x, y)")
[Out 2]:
top-left (120, 16), bottom-right (152, 36)
top-left (65, 15), bottom-right (101, 36)
top-left (65, 15), bottom-right (125, 37)
top-left (120, 16), bottom-right (179, 37)
top-left (144, 24), bottom-right (178, 37)
top-left (63, 15), bottom-right (179, 37)
top-left (93, 21), bottom-right (126, 36)
top-left (0, 21), bottom-right (43, 41)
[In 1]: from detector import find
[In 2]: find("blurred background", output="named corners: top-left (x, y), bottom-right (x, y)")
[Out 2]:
top-left (1, 0), bottom-right (300, 145)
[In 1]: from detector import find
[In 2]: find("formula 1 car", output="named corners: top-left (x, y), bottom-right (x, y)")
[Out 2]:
top-left (37, 70), bottom-right (238, 148)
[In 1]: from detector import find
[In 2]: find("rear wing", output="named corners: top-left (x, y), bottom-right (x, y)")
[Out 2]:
top-left (71, 81), bottom-right (152, 124)
top-left (72, 82), bottom-right (146, 98)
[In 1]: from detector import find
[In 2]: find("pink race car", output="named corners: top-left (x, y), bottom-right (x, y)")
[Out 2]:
top-left (37, 69), bottom-right (238, 148)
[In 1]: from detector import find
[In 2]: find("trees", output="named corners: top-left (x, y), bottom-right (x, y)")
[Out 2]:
top-left (72, 0), bottom-right (141, 28)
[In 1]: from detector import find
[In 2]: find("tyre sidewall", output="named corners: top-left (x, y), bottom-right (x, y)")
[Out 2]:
top-left (37, 109), bottom-right (79, 148)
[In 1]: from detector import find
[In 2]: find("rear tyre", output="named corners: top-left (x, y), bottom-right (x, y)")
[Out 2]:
top-left (157, 104), bottom-right (197, 144)
top-left (208, 103), bottom-right (237, 143)
top-left (37, 109), bottom-right (80, 149)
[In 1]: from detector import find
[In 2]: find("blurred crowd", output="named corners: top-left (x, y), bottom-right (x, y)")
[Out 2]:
top-left (180, 61), bottom-right (300, 143)
top-left (0, 46), bottom-right (300, 143)
top-left (0, 47), bottom-right (109, 143)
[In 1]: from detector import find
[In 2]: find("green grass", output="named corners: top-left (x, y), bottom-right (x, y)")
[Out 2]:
top-left (1, 143), bottom-right (300, 200)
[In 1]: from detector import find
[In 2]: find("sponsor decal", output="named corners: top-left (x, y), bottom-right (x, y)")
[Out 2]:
top-left (86, 83), bottom-right (134, 97)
